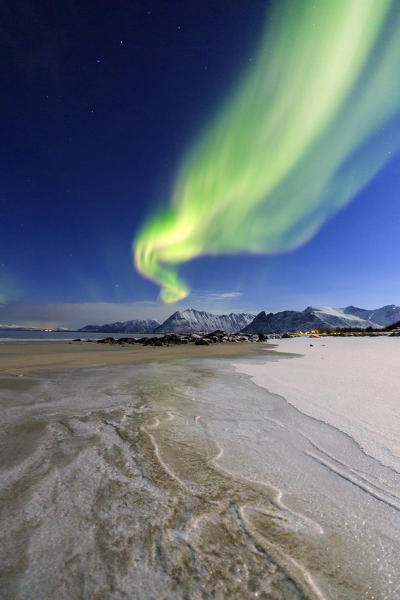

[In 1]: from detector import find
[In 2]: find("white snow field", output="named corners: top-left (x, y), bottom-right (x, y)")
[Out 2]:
top-left (236, 336), bottom-right (400, 472)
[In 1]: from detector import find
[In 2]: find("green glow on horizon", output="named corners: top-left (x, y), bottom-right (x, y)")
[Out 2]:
top-left (134, 0), bottom-right (400, 303)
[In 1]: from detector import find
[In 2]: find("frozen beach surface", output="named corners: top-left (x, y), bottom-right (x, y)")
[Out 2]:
top-left (236, 337), bottom-right (400, 472)
top-left (1, 340), bottom-right (399, 599)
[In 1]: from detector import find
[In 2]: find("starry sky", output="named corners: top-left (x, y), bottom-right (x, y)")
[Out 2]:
top-left (1, 0), bottom-right (399, 328)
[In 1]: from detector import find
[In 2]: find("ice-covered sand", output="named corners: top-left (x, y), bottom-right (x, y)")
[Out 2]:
top-left (1, 338), bottom-right (399, 599)
top-left (236, 336), bottom-right (400, 472)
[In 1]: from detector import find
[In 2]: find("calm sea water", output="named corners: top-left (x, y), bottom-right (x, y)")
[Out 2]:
top-left (0, 330), bottom-right (160, 344)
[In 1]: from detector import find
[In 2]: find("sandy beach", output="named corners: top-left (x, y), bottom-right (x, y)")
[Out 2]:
top-left (1, 337), bottom-right (399, 599)
top-left (0, 340), bottom-right (266, 376)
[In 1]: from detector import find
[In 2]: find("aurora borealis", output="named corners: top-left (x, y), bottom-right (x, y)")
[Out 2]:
top-left (2, 0), bottom-right (400, 327)
top-left (134, 0), bottom-right (400, 303)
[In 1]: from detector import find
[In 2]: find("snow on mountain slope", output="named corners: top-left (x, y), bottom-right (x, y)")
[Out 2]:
top-left (304, 306), bottom-right (373, 328)
top-left (242, 310), bottom-right (327, 334)
top-left (156, 309), bottom-right (254, 333)
top-left (362, 305), bottom-right (400, 327)
top-left (0, 324), bottom-right (35, 330)
top-left (242, 304), bottom-right (400, 334)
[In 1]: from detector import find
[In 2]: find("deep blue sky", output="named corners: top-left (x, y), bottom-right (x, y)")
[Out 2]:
top-left (1, 0), bottom-right (399, 327)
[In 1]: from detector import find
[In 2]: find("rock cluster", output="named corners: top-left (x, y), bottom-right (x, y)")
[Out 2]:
top-left (97, 330), bottom-right (262, 347)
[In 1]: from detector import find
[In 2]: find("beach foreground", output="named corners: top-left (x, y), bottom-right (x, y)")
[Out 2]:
top-left (0, 340), bottom-right (264, 376)
top-left (0, 338), bottom-right (399, 599)
top-left (237, 336), bottom-right (400, 471)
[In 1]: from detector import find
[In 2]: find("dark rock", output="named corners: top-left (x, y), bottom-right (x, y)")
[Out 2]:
top-left (72, 338), bottom-right (81, 342)
top-left (115, 337), bottom-right (136, 344)
top-left (206, 330), bottom-right (227, 339)
top-left (188, 334), bottom-right (201, 341)
top-left (162, 333), bottom-right (182, 344)
top-left (116, 337), bottom-right (130, 344)
top-left (195, 339), bottom-right (209, 345)
top-left (143, 337), bottom-right (166, 346)
top-left (97, 337), bottom-right (115, 344)
top-left (258, 333), bottom-right (266, 342)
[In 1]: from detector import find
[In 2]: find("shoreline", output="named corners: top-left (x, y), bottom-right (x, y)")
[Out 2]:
top-left (0, 340), bottom-right (273, 376)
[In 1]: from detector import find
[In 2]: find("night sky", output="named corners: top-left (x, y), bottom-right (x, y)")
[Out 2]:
top-left (1, 0), bottom-right (399, 328)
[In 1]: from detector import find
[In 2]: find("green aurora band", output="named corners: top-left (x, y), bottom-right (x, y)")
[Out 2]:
top-left (134, 0), bottom-right (400, 303)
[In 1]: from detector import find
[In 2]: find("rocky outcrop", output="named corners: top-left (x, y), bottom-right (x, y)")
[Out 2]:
top-left (96, 331), bottom-right (263, 347)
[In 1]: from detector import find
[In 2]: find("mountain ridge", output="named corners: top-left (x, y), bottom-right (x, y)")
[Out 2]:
top-left (242, 304), bottom-right (400, 334)
top-left (155, 309), bottom-right (255, 334)
top-left (79, 319), bottom-right (160, 333)
top-left (78, 304), bottom-right (400, 334)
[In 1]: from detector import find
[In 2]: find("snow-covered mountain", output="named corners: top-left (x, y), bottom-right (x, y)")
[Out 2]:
top-left (344, 304), bottom-right (400, 327)
top-left (0, 324), bottom-right (33, 330)
top-left (79, 319), bottom-right (160, 333)
top-left (303, 306), bottom-right (374, 329)
top-left (242, 310), bottom-right (327, 334)
top-left (78, 304), bottom-right (400, 335)
top-left (156, 309), bottom-right (254, 333)
top-left (307, 305), bottom-right (400, 328)
top-left (242, 304), bottom-right (400, 334)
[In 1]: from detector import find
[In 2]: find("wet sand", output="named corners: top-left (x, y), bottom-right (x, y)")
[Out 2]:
top-left (0, 340), bottom-right (267, 376)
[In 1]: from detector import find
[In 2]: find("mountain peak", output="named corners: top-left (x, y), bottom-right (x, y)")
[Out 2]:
top-left (78, 304), bottom-right (400, 336)
top-left (79, 318), bottom-right (160, 333)
top-left (156, 308), bottom-right (254, 333)
top-left (242, 304), bottom-right (400, 334)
